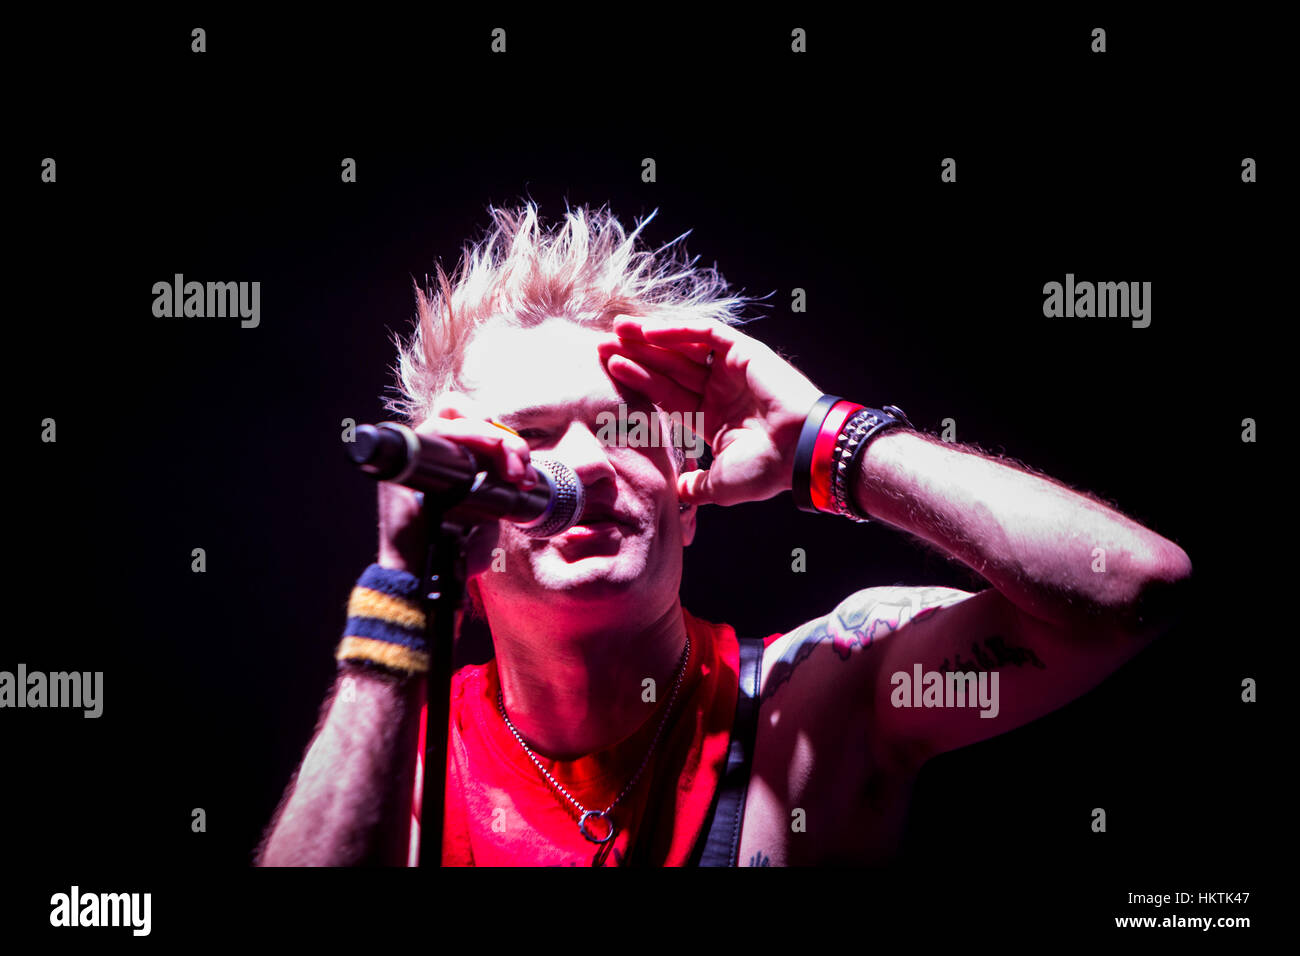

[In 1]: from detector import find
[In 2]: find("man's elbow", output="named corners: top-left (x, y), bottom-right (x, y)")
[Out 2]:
top-left (1125, 544), bottom-right (1194, 638)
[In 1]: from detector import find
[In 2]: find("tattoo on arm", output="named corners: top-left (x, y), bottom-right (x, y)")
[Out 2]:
top-left (746, 850), bottom-right (772, 867)
top-left (760, 587), bottom-right (967, 704)
top-left (938, 635), bottom-right (1046, 673)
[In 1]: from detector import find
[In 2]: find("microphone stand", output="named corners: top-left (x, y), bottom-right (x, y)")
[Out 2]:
top-left (343, 423), bottom-right (578, 864)
top-left (410, 485), bottom-right (476, 868)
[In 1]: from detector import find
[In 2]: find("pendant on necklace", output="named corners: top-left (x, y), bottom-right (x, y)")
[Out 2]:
top-left (579, 809), bottom-right (616, 844)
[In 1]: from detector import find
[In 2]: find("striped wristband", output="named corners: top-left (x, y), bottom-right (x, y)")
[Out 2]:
top-left (335, 564), bottom-right (431, 675)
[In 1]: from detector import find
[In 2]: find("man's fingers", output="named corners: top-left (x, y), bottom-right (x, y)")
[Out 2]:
top-left (610, 330), bottom-right (715, 365)
top-left (666, 341), bottom-right (717, 364)
top-left (677, 467), bottom-right (716, 506)
top-left (598, 336), bottom-right (711, 394)
top-left (412, 412), bottom-right (533, 485)
top-left (614, 315), bottom-right (741, 353)
top-left (604, 354), bottom-right (703, 420)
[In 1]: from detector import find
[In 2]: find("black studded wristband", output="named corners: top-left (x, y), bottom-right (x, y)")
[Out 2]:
top-left (833, 405), bottom-right (914, 522)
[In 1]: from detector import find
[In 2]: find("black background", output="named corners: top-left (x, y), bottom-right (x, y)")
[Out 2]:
top-left (8, 9), bottom-right (1279, 942)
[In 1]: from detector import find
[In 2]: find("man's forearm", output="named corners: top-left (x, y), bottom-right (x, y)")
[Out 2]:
top-left (257, 665), bottom-right (423, 866)
top-left (853, 428), bottom-right (1193, 634)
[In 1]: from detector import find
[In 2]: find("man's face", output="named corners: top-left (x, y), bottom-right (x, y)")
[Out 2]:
top-left (457, 317), bottom-right (694, 618)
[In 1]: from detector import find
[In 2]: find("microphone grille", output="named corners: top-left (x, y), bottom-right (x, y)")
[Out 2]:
top-left (517, 457), bottom-right (586, 538)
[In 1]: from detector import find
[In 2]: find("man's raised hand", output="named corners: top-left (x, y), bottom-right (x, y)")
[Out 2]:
top-left (597, 316), bottom-right (822, 507)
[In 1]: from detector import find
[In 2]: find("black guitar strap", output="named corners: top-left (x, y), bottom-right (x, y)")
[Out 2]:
top-left (692, 636), bottom-right (765, 866)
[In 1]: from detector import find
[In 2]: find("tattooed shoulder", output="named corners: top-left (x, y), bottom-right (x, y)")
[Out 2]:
top-left (760, 586), bottom-right (973, 704)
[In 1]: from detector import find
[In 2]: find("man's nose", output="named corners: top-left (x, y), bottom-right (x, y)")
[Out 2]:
top-left (555, 422), bottom-right (617, 488)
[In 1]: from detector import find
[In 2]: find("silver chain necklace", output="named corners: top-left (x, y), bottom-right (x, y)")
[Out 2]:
top-left (496, 635), bottom-right (692, 844)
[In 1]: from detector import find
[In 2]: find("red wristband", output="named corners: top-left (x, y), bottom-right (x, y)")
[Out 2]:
top-left (808, 400), bottom-right (864, 512)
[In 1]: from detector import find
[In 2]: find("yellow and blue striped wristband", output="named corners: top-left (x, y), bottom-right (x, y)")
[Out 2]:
top-left (336, 564), bottom-right (431, 675)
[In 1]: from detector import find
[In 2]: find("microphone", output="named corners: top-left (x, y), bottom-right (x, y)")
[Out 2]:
top-left (346, 422), bottom-right (586, 538)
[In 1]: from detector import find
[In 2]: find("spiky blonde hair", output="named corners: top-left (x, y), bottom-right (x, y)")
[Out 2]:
top-left (385, 201), bottom-right (765, 423)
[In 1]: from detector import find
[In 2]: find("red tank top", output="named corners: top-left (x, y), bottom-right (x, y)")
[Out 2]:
top-left (439, 608), bottom-right (741, 866)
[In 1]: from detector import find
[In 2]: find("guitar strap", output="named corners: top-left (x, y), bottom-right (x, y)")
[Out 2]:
top-left (691, 636), bottom-right (765, 866)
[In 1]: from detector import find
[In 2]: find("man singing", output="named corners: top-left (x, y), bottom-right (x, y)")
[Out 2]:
top-left (256, 202), bottom-right (1192, 866)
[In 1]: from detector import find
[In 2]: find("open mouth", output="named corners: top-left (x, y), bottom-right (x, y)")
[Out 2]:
top-left (562, 522), bottom-right (621, 538)
top-left (567, 509), bottom-right (633, 534)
